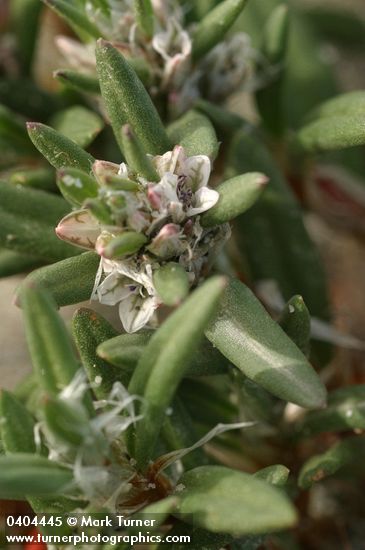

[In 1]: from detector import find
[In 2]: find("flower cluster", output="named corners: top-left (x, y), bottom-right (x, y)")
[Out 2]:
top-left (56, 146), bottom-right (230, 333)
top-left (56, 0), bottom-right (255, 116)
top-left (38, 371), bottom-right (253, 514)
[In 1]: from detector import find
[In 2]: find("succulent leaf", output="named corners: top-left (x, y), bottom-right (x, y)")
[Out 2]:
top-left (128, 276), bottom-right (226, 467)
top-left (96, 39), bottom-right (170, 155)
top-left (192, 0), bottom-right (249, 60)
top-left (175, 466), bottom-right (297, 535)
top-left (27, 122), bottom-right (95, 172)
top-left (206, 279), bottom-right (327, 409)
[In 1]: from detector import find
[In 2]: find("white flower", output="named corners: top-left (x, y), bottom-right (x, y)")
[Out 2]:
top-left (201, 33), bottom-right (253, 100)
top-left (92, 257), bottom-right (160, 333)
top-left (56, 145), bottom-right (223, 333)
top-left (151, 145), bottom-right (219, 221)
top-left (152, 19), bottom-right (192, 88)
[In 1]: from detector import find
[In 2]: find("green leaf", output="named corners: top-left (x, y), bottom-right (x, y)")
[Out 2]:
top-left (279, 295), bottom-right (311, 357)
top-left (20, 285), bottom-right (81, 394)
top-left (72, 308), bottom-right (127, 397)
top-left (27, 122), bottom-right (95, 172)
top-left (205, 279), bottom-right (327, 409)
top-left (227, 130), bottom-right (330, 324)
top-left (102, 232), bottom-right (148, 259)
top-left (260, 4), bottom-right (289, 67)
top-left (282, 15), bottom-right (338, 129)
top-left (128, 276), bottom-right (226, 468)
top-left (10, 167), bottom-right (56, 192)
top-left (51, 106), bottom-right (104, 149)
top-left (297, 114), bottom-right (365, 153)
top-left (0, 209), bottom-right (78, 262)
top-left (98, 333), bottom-right (228, 377)
top-left (300, 7), bottom-right (365, 51)
top-left (96, 39), bottom-right (170, 155)
top-left (153, 262), bottom-right (189, 306)
top-left (140, 496), bottom-right (179, 528)
top-left (161, 397), bottom-right (208, 470)
top-left (43, 396), bottom-right (92, 447)
top-left (0, 77), bottom-right (63, 120)
top-left (299, 385), bottom-right (365, 436)
top-left (88, 0), bottom-right (110, 16)
top-left (175, 466), bottom-right (297, 535)
top-left (192, 0), bottom-right (249, 60)
top-left (0, 390), bottom-right (36, 453)
top-left (43, 0), bottom-right (101, 41)
top-left (308, 90), bottom-right (365, 121)
top-left (57, 167), bottom-right (99, 206)
top-left (0, 454), bottom-right (74, 499)
top-left (0, 181), bottom-right (69, 225)
top-left (13, 373), bottom-right (38, 405)
top-left (19, 252), bottom-right (99, 307)
top-left (195, 99), bottom-right (247, 139)
top-left (0, 391), bottom-right (76, 525)
top-left (0, 104), bottom-right (33, 152)
top-left (120, 124), bottom-right (159, 181)
top-left (10, 0), bottom-right (43, 74)
top-left (167, 110), bottom-right (218, 159)
top-left (186, 339), bottom-right (229, 377)
top-left (83, 199), bottom-right (113, 225)
top-left (0, 249), bottom-right (43, 277)
top-left (256, 4), bottom-right (290, 135)
top-left (185, 0), bottom-right (220, 22)
top-left (54, 69), bottom-right (100, 95)
top-left (254, 464), bottom-right (290, 486)
top-left (97, 331), bottom-right (151, 370)
top-left (201, 172), bottom-right (268, 227)
top-left (237, 374), bottom-right (282, 425)
top-left (125, 56), bottom-right (153, 87)
top-left (298, 436), bottom-right (365, 489)
top-left (133, 0), bottom-right (154, 38)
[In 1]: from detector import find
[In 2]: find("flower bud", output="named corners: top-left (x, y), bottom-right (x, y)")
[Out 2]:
top-left (147, 223), bottom-right (185, 259)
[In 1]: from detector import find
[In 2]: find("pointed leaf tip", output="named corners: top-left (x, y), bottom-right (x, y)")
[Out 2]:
top-left (26, 121), bottom-right (95, 172)
top-left (96, 39), bottom-right (170, 155)
top-left (192, 0), bottom-right (249, 60)
top-left (128, 276), bottom-right (227, 467)
top-left (201, 172), bottom-right (268, 227)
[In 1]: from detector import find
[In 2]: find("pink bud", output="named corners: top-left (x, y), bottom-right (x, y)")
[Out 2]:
top-left (55, 210), bottom-right (100, 250)
top-left (92, 160), bottom-right (120, 185)
top-left (95, 232), bottom-right (113, 257)
top-left (147, 185), bottom-right (162, 209)
top-left (147, 223), bottom-right (185, 259)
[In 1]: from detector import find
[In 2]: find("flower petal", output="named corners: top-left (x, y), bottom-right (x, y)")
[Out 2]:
top-left (104, 258), bottom-right (155, 296)
top-left (95, 271), bottom-right (131, 306)
top-left (152, 146), bottom-right (184, 177)
top-left (184, 155), bottom-right (211, 191)
top-left (55, 209), bottom-right (101, 250)
top-left (118, 163), bottom-right (130, 179)
top-left (119, 294), bottom-right (158, 333)
top-left (152, 20), bottom-right (192, 88)
top-left (188, 187), bottom-right (219, 216)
